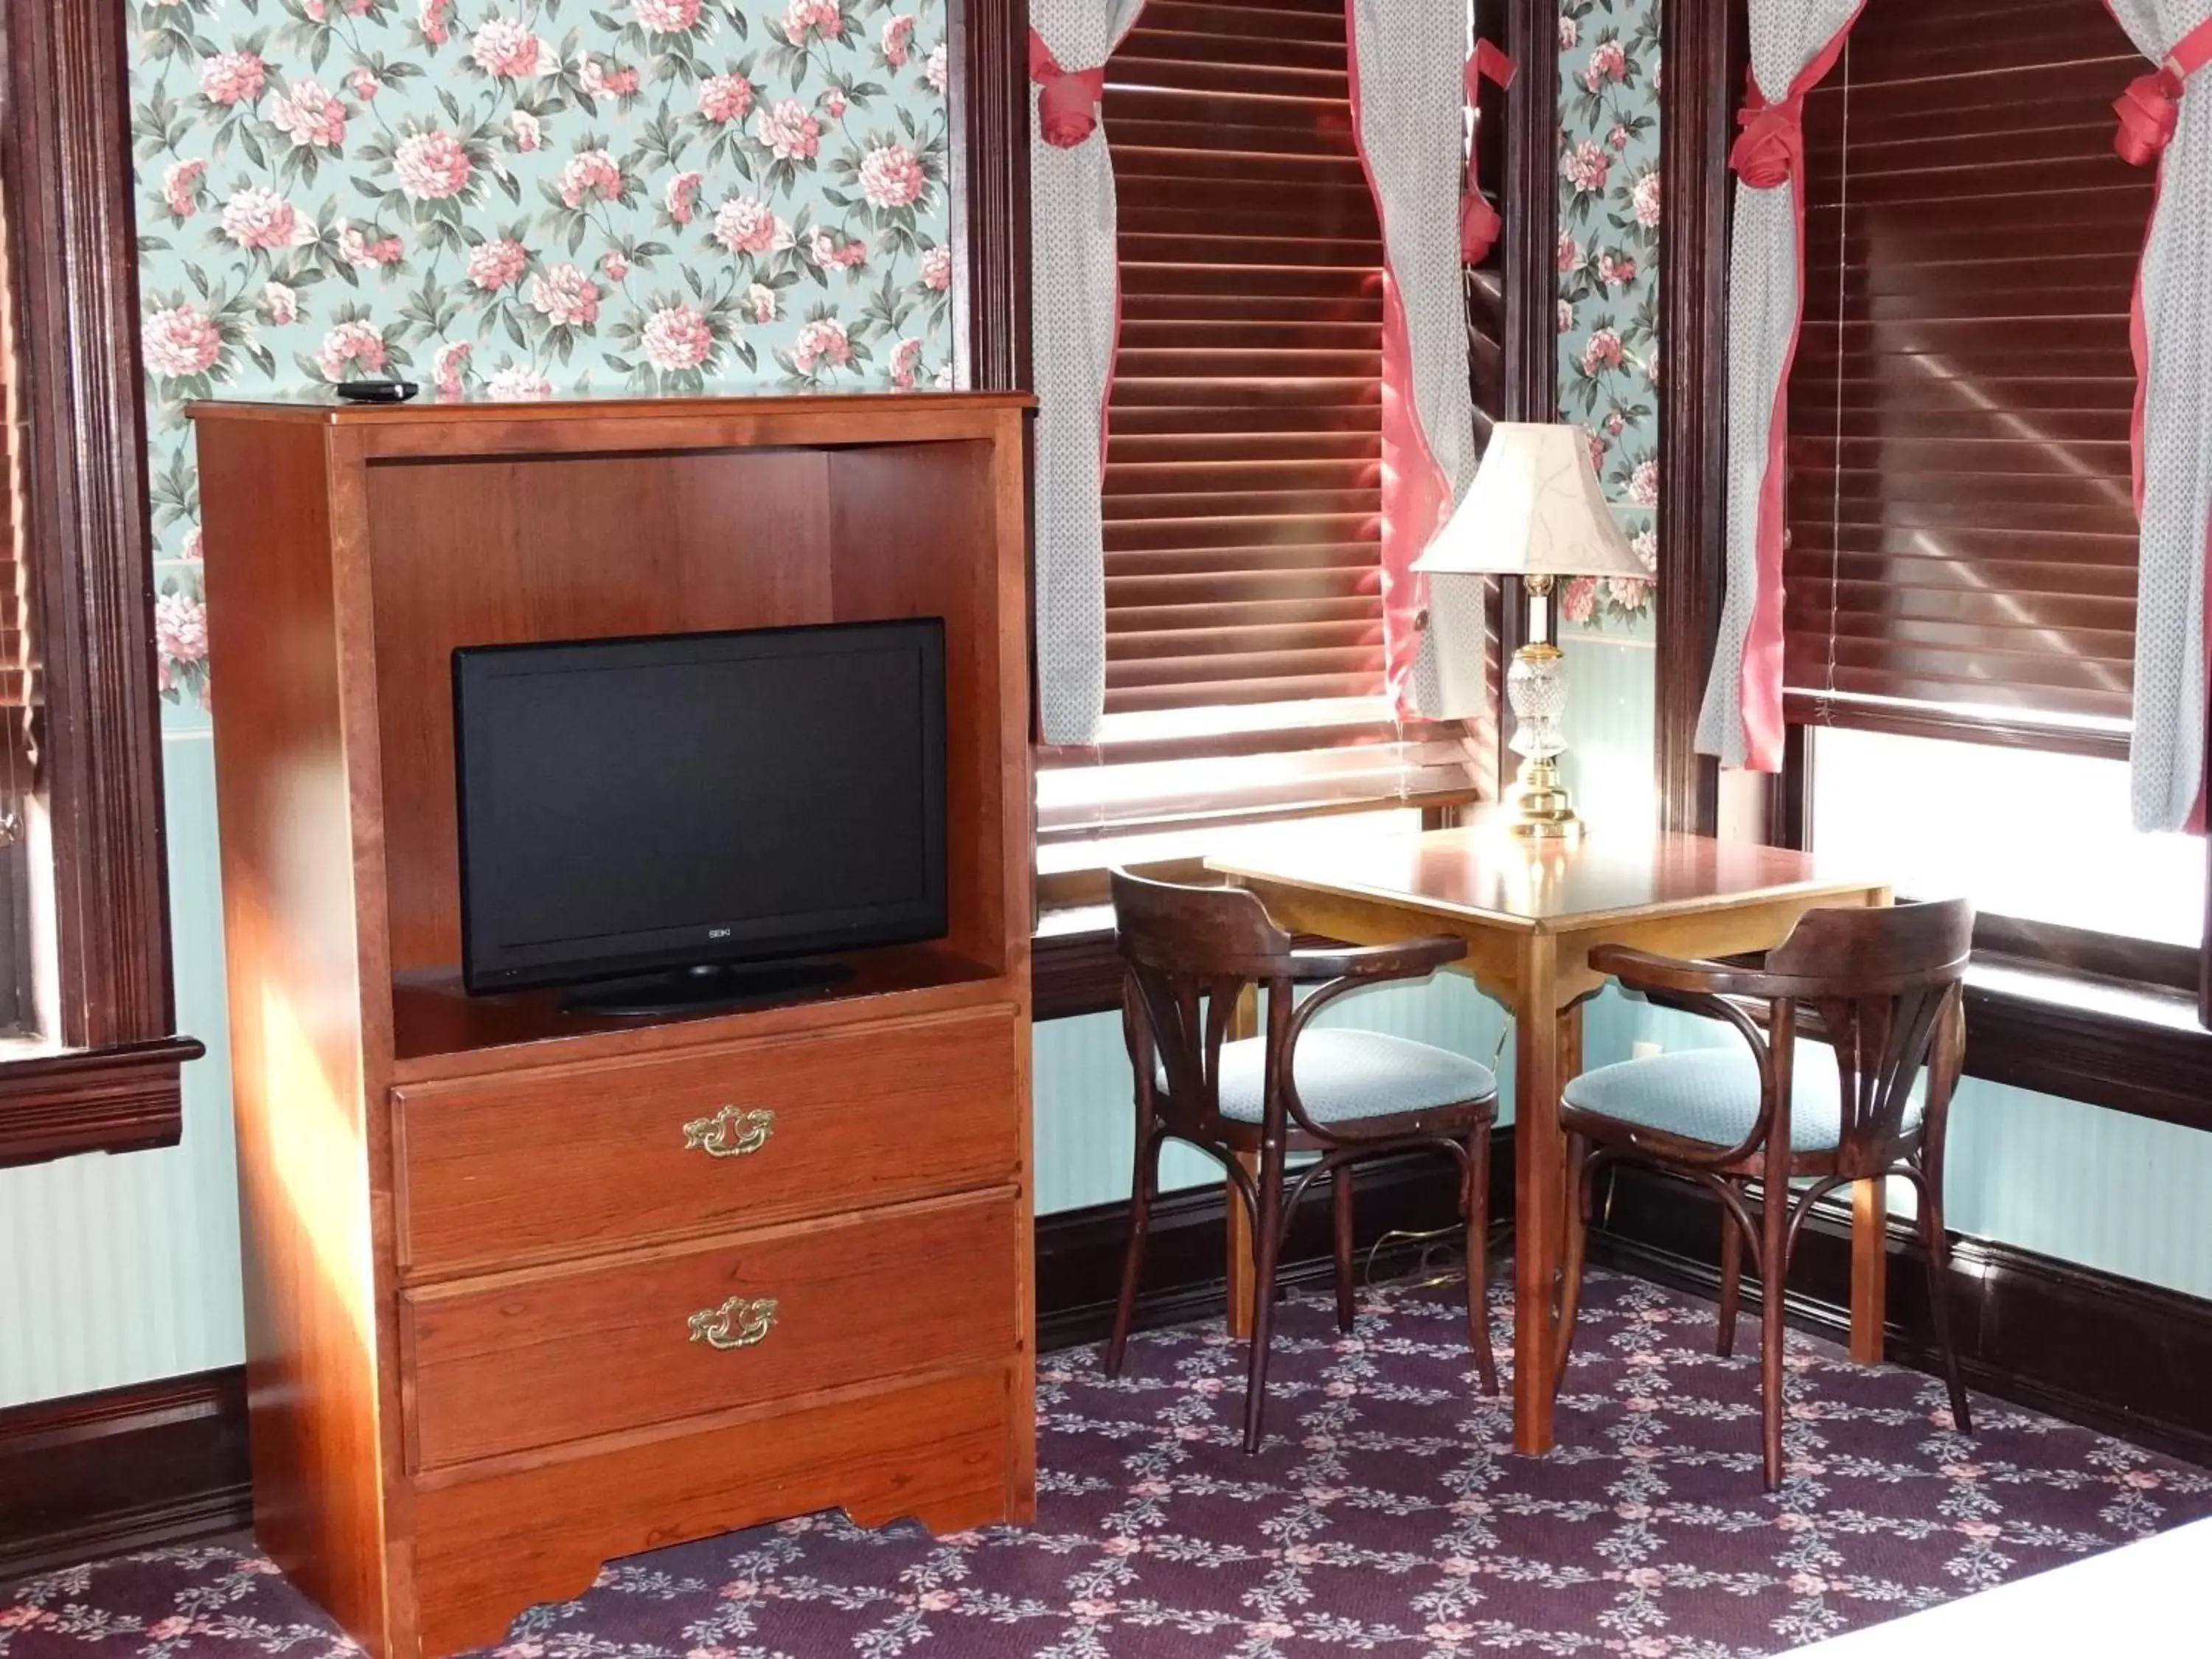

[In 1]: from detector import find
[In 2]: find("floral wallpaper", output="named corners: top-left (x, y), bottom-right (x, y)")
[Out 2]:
top-left (1555, 0), bottom-right (1660, 633)
top-left (129, 0), bottom-right (957, 712)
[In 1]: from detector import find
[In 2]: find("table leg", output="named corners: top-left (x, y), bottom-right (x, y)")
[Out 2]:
top-left (1850, 1177), bottom-right (1888, 1364)
top-left (1512, 935), bottom-right (1561, 1455)
top-left (1554, 1000), bottom-right (1583, 1257)
top-left (1224, 986), bottom-right (1262, 1340)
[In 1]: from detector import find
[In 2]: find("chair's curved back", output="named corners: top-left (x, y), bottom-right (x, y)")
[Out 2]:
top-left (1767, 899), bottom-right (1974, 1168)
top-left (1110, 869), bottom-right (1296, 1117)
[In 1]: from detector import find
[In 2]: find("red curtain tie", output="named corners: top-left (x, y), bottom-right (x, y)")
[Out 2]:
top-left (1730, 80), bottom-right (1808, 188)
top-left (1028, 28), bottom-right (1107, 148)
top-left (1460, 41), bottom-right (1515, 263)
top-left (2113, 15), bottom-right (2212, 167)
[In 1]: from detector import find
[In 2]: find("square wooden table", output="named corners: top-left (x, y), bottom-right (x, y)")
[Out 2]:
top-left (1208, 818), bottom-right (1891, 1456)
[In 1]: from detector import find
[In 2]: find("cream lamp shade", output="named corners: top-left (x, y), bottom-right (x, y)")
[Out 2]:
top-left (1411, 421), bottom-right (1647, 579)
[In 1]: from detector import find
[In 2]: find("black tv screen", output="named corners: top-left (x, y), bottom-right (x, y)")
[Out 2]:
top-left (453, 619), bottom-right (946, 997)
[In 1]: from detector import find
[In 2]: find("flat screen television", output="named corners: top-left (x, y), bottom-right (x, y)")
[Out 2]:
top-left (453, 618), bottom-right (946, 1015)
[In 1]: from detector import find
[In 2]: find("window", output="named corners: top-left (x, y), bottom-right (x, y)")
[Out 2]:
top-left (0, 0), bottom-right (201, 1164)
top-left (1035, 0), bottom-right (1508, 901)
top-left (1783, 0), bottom-right (2205, 993)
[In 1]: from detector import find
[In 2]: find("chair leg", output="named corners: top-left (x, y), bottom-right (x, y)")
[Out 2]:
top-left (1551, 1132), bottom-right (1591, 1397)
top-left (1105, 1130), bottom-right (1161, 1377)
top-left (1916, 1169), bottom-right (1972, 1434)
top-left (1242, 1136), bottom-right (1289, 1453)
top-left (1717, 1189), bottom-right (1744, 1359)
top-left (1759, 1180), bottom-right (1790, 1491)
top-left (1465, 1120), bottom-right (1499, 1396)
top-left (1332, 1162), bottom-right (1357, 1335)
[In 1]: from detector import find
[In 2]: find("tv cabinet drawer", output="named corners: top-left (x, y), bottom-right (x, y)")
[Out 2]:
top-left (402, 1189), bottom-right (1020, 1471)
top-left (393, 1006), bottom-right (1020, 1276)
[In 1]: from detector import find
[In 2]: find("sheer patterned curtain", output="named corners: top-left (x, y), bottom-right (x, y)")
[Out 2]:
top-left (1346, 0), bottom-right (1484, 717)
top-left (1029, 0), bottom-right (1147, 746)
top-left (2106, 1), bottom-right (2212, 830)
top-left (1695, 0), bottom-right (1865, 771)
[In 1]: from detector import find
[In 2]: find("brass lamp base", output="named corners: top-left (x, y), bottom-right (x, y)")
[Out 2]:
top-left (1507, 754), bottom-right (1582, 839)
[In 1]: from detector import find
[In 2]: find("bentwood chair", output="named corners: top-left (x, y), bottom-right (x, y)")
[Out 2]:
top-left (1551, 899), bottom-right (1976, 1489)
top-left (1107, 869), bottom-right (1500, 1452)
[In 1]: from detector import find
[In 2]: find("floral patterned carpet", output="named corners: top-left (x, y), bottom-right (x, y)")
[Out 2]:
top-left (5, 1269), bottom-right (2208, 1658)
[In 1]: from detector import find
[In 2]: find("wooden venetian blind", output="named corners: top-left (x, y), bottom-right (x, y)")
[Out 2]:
top-left (1099, 0), bottom-right (1385, 716)
top-left (1784, 0), bottom-right (2154, 740)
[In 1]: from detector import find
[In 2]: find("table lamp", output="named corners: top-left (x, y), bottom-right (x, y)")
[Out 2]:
top-left (1411, 422), bottom-right (1649, 839)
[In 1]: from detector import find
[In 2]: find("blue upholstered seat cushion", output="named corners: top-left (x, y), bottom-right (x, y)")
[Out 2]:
top-left (1160, 1029), bottom-right (1497, 1124)
top-left (1560, 1045), bottom-right (1923, 1152)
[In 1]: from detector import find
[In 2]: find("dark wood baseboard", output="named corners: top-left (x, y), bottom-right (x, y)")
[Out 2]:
top-left (9, 1135), bottom-right (2208, 1585)
top-left (0, 1368), bottom-right (251, 1585)
top-left (1586, 1159), bottom-right (2212, 1468)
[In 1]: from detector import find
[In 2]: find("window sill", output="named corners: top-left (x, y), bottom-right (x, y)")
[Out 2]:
top-left (1961, 956), bottom-right (2210, 1133)
top-left (0, 1035), bottom-right (206, 1170)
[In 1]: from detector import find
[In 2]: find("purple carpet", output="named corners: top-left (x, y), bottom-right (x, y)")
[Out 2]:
top-left (5, 1269), bottom-right (2208, 1657)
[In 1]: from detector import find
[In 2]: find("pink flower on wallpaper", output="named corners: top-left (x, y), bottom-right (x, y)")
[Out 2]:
top-left (925, 41), bottom-right (947, 91)
top-left (783, 0), bottom-right (843, 43)
top-left (1598, 251), bottom-right (1637, 287)
top-left (1557, 231), bottom-right (1579, 273)
top-left (1586, 428), bottom-right (1608, 474)
top-left (666, 170), bottom-right (704, 223)
top-left (143, 306), bottom-right (223, 378)
top-left (601, 62), bottom-right (641, 97)
top-left (200, 49), bottom-right (266, 106)
top-left (808, 229), bottom-right (865, 269)
top-left (1607, 577), bottom-right (1651, 611)
top-left (1560, 575), bottom-right (1599, 626)
top-left (510, 109), bottom-right (543, 150)
top-left (1631, 527), bottom-right (1657, 568)
top-left (1557, 297), bottom-right (1573, 333)
top-left (485, 365), bottom-right (553, 399)
top-left (747, 282), bottom-right (778, 321)
top-left (349, 69), bottom-right (380, 100)
top-left (419, 0), bottom-right (455, 46)
top-left (642, 302), bottom-right (714, 371)
top-left (1581, 327), bottom-right (1624, 375)
top-left (155, 591), bottom-right (208, 690)
top-left (602, 249), bottom-right (630, 281)
top-left (470, 18), bottom-right (545, 80)
top-left (859, 142), bottom-right (925, 209)
top-left (889, 336), bottom-right (922, 389)
top-left (339, 221), bottom-right (405, 266)
top-left (220, 186), bottom-right (302, 250)
top-left (635, 0), bottom-right (705, 30)
top-left (823, 88), bottom-right (848, 118)
top-left (881, 13), bottom-right (916, 65)
top-left (1582, 41), bottom-right (1628, 92)
top-left (433, 340), bottom-right (471, 397)
top-left (163, 158), bottom-right (206, 219)
top-left (919, 245), bottom-right (951, 291)
top-left (181, 528), bottom-right (204, 562)
top-left (1561, 139), bottom-right (1610, 194)
top-left (1606, 411), bottom-right (1625, 435)
top-left (1632, 169), bottom-right (1662, 228)
top-left (790, 316), bottom-right (849, 372)
top-left (1607, 123), bottom-right (1630, 151)
top-left (262, 281), bottom-right (298, 324)
top-left (270, 79), bottom-right (348, 149)
top-left (753, 99), bottom-right (821, 161)
top-left (394, 128), bottom-right (473, 199)
top-left (1628, 457), bottom-right (1659, 507)
top-left (698, 72), bottom-right (755, 124)
top-left (1558, 15), bottom-right (1578, 49)
top-left (529, 262), bottom-right (602, 326)
top-left (316, 319), bottom-right (388, 382)
top-left (714, 195), bottom-right (782, 254)
top-left (558, 147), bottom-right (624, 208)
top-left (467, 237), bottom-right (529, 291)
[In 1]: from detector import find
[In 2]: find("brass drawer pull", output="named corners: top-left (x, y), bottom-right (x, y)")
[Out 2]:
top-left (682, 1105), bottom-right (775, 1159)
top-left (687, 1295), bottom-right (777, 1351)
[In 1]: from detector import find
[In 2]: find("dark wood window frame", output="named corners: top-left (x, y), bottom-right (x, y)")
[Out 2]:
top-left (966, 0), bottom-right (1561, 1016)
top-left (1652, 0), bottom-right (2211, 1130)
top-left (0, 0), bottom-right (204, 1167)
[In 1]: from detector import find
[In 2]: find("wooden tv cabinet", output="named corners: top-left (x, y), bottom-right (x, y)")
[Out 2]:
top-left (190, 392), bottom-right (1036, 1659)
